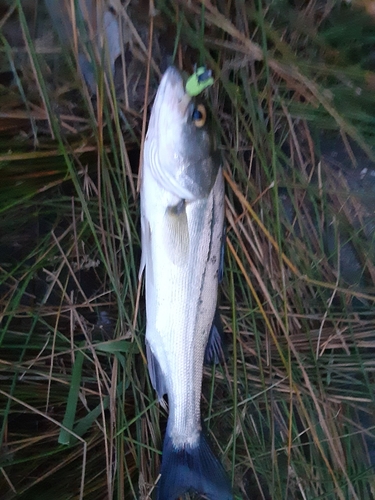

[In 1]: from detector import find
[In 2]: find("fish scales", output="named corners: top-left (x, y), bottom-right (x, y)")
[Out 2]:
top-left (140, 66), bottom-right (232, 500)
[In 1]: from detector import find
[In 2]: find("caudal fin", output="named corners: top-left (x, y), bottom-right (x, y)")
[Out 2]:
top-left (157, 428), bottom-right (233, 500)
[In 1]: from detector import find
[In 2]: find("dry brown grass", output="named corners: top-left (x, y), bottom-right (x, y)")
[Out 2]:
top-left (1, 1), bottom-right (375, 499)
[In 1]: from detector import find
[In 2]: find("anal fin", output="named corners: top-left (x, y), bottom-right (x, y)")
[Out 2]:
top-left (204, 308), bottom-right (227, 365)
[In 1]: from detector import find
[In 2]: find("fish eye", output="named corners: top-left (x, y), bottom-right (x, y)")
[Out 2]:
top-left (192, 104), bottom-right (206, 128)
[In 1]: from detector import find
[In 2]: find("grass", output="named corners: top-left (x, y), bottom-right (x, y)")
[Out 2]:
top-left (1, 0), bottom-right (375, 499)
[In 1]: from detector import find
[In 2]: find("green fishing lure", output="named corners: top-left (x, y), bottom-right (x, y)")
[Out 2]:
top-left (185, 66), bottom-right (214, 96)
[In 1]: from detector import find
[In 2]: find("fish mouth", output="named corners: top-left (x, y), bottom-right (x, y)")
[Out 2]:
top-left (153, 66), bottom-right (191, 124)
top-left (160, 66), bottom-right (185, 92)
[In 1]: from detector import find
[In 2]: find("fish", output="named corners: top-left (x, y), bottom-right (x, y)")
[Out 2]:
top-left (140, 66), bottom-right (233, 500)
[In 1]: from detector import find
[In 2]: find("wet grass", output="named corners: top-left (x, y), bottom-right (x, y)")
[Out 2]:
top-left (1, 0), bottom-right (375, 499)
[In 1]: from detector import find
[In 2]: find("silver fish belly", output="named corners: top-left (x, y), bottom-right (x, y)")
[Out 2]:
top-left (140, 66), bottom-right (232, 500)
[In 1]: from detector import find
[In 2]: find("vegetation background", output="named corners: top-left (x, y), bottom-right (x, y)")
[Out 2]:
top-left (1, 0), bottom-right (375, 498)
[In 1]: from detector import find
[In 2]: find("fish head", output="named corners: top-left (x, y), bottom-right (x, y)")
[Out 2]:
top-left (144, 66), bottom-right (219, 201)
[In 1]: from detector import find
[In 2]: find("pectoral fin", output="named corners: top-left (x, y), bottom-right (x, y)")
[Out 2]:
top-left (139, 216), bottom-right (151, 279)
top-left (146, 341), bottom-right (167, 400)
top-left (163, 200), bottom-right (189, 266)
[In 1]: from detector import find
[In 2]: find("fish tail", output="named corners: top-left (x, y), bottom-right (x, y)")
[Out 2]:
top-left (157, 427), bottom-right (233, 500)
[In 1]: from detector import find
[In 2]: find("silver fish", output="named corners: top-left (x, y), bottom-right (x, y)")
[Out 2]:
top-left (140, 66), bottom-right (232, 500)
